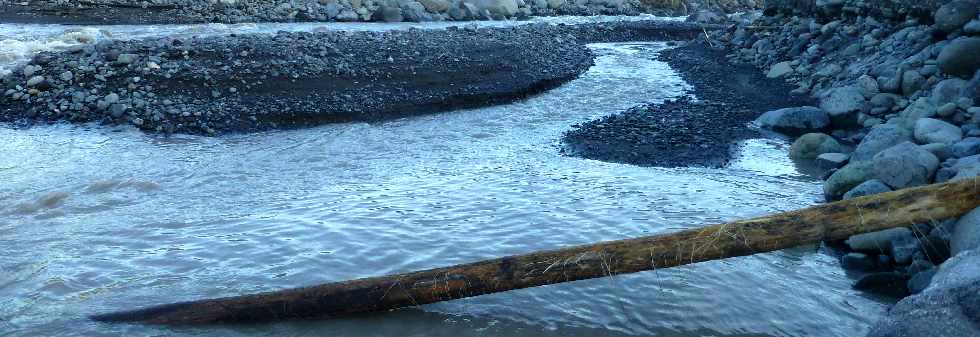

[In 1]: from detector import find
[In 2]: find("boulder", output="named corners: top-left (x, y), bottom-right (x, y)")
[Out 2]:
top-left (914, 118), bottom-right (963, 144)
top-left (934, 0), bottom-right (979, 33)
top-left (854, 272), bottom-right (907, 292)
top-left (951, 207), bottom-right (980, 255)
top-left (868, 250), bottom-right (980, 337)
top-left (907, 268), bottom-right (936, 294)
top-left (952, 137), bottom-right (980, 158)
top-left (790, 133), bottom-right (842, 159)
top-left (400, 1), bottom-right (433, 21)
top-left (841, 252), bottom-right (875, 271)
top-left (373, 5), bottom-right (403, 22)
top-left (851, 123), bottom-right (913, 162)
top-left (847, 227), bottom-right (913, 252)
top-left (872, 142), bottom-right (940, 189)
top-left (932, 78), bottom-right (969, 106)
top-left (754, 106), bottom-right (830, 135)
top-left (901, 70), bottom-right (925, 96)
top-left (899, 97), bottom-right (937, 124)
top-left (471, 0), bottom-right (518, 17)
top-left (767, 61), bottom-right (793, 78)
top-left (938, 37), bottom-right (980, 78)
top-left (419, 0), bottom-right (450, 12)
top-left (824, 161), bottom-right (874, 200)
top-left (815, 152), bottom-right (849, 171)
top-left (920, 143), bottom-right (954, 161)
top-left (819, 86), bottom-right (866, 128)
top-left (842, 179), bottom-right (892, 200)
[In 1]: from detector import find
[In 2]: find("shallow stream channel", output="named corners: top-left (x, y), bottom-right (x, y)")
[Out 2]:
top-left (2, 17), bottom-right (890, 337)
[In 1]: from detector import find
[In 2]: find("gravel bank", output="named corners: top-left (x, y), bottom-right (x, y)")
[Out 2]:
top-left (561, 41), bottom-right (812, 168)
top-left (0, 20), bottom-right (703, 135)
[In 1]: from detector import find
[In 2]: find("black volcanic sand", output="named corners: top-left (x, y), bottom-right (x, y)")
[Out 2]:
top-left (561, 41), bottom-right (814, 168)
top-left (0, 21), bottom-right (703, 135)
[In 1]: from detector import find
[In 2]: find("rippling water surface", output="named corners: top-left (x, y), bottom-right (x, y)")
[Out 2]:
top-left (1, 23), bottom-right (887, 336)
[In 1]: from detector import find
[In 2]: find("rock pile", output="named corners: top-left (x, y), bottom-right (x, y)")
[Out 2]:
top-left (707, 0), bottom-right (979, 335)
top-left (0, 0), bottom-right (646, 24)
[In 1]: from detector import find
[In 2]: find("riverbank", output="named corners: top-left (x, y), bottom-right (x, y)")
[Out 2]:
top-left (0, 20), bottom-right (703, 135)
top-left (561, 41), bottom-right (812, 168)
top-left (704, 1), bottom-right (979, 335)
top-left (0, 0), bottom-right (650, 24)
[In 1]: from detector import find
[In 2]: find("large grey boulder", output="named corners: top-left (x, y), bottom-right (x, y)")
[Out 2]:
top-left (419, 0), bottom-right (450, 12)
top-left (914, 118), bottom-right (963, 144)
top-left (932, 78), bottom-right (969, 106)
top-left (470, 0), bottom-right (518, 16)
top-left (938, 37), bottom-right (980, 78)
top-left (400, 1), bottom-right (433, 21)
top-left (824, 161), bottom-right (875, 200)
top-left (873, 141), bottom-right (940, 189)
top-left (373, 5), bottom-right (403, 21)
top-left (842, 179), bottom-right (892, 199)
top-left (867, 250), bottom-right (980, 337)
top-left (934, 0), bottom-right (979, 33)
top-left (790, 133), bottom-right (842, 159)
top-left (846, 227), bottom-right (912, 252)
top-left (899, 97), bottom-right (938, 123)
top-left (819, 86), bottom-right (866, 128)
top-left (754, 106), bottom-right (830, 135)
top-left (951, 207), bottom-right (980, 255)
top-left (852, 123), bottom-right (913, 162)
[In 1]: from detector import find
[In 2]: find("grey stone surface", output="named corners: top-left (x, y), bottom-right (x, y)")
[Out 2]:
top-left (819, 86), bottom-right (866, 127)
top-left (824, 161), bottom-right (875, 200)
top-left (938, 37), bottom-right (980, 78)
top-left (755, 106), bottom-right (830, 135)
top-left (851, 123), bottom-right (913, 162)
top-left (815, 152), bottom-right (849, 170)
top-left (952, 137), bottom-right (980, 158)
top-left (934, 0), bottom-right (979, 33)
top-left (842, 179), bottom-right (892, 199)
top-left (872, 141), bottom-right (940, 189)
top-left (951, 207), bottom-right (980, 255)
top-left (847, 227), bottom-right (912, 252)
top-left (790, 132), bottom-right (842, 159)
top-left (914, 118), bottom-right (963, 144)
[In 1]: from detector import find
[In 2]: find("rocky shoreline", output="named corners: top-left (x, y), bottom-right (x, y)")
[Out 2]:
top-left (0, 20), bottom-right (703, 134)
top-left (704, 0), bottom-right (979, 335)
top-left (0, 0), bottom-right (655, 24)
top-left (561, 41), bottom-right (812, 168)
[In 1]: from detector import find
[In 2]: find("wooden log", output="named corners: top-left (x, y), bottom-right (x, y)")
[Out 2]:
top-left (92, 178), bottom-right (979, 325)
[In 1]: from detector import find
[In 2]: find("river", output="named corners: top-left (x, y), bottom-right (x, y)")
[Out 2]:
top-left (1, 18), bottom-right (888, 337)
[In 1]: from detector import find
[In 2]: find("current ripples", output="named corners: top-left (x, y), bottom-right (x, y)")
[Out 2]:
top-left (0, 42), bottom-right (887, 337)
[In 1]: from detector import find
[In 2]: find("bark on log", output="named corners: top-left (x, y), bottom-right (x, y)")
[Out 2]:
top-left (92, 178), bottom-right (980, 325)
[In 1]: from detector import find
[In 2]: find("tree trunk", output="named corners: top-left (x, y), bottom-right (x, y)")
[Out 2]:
top-left (92, 178), bottom-right (980, 325)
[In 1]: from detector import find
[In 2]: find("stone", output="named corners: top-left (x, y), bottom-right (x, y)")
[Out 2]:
top-left (790, 133), bottom-right (842, 159)
top-left (373, 5), bottom-right (403, 22)
top-left (868, 250), bottom-right (980, 337)
top-left (25, 75), bottom-right (44, 87)
top-left (966, 19), bottom-right (980, 35)
top-left (547, 0), bottom-right (562, 8)
top-left (851, 123), bottom-right (913, 162)
top-left (901, 70), bottom-right (925, 96)
top-left (824, 161), bottom-right (874, 200)
top-left (754, 106), bottom-right (829, 135)
top-left (907, 268), bottom-right (936, 294)
top-left (116, 53), bottom-right (138, 64)
top-left (815, 152), bottom-right (849, 171)
top-left (59, 71), bottom-right (72, 82)
top-left (471, 0), bottom-right (518, 17)
top-left (819, 86), bottom-right (865, 128)
top-left (932, 78), bottom-right (970, 106)
top-left (767, 61), bottom-right (793, 78)
top-left (847, 227), bottom-right (912, 252)
top-left (400, 1), bottom-right (432, 21)
top-left (952, 137), bottom-right (980, 158)
top-left (841, 252), bottom-right (875, 271)
top-left (854, 272), bottom-right (907, 291)
top-left (914, 118), bottom-right (963, 144)
top-left (890, 232), bottom-right (918, 265)
top-left (842, 179), bottom-right (892, 200)
top-left (857, 74), bottom-right (879, 98)
top-left (920, 143), bottom-right (954, 161)
top-left (919, 235), bottom-right (952, 264)
top-left (951, 207), bottom-right (980, 255)
top-left (873, 142), bottom-right (940, 189)
top-left (899, 97), bottom-right (938, 124)
top-left (419, 0), bottom-right (450, 11)
top-left (937, 102), bottom-right (958, 117)
top-left (938, 37), bottom-right (980, 78)
top-left (934, 0), bottom-right (979, 33)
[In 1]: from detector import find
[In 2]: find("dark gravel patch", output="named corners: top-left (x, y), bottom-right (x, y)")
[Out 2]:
top-left (561, 41), bottom-right (814, 168)
top-left (0, 21), bottom-right (703, 135)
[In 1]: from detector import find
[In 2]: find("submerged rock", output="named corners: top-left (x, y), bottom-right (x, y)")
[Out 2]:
top-left (790, 132), bottom-right (842, 159)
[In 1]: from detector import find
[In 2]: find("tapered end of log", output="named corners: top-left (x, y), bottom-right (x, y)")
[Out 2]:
top-left (91, 301), bottom-right (215, 324)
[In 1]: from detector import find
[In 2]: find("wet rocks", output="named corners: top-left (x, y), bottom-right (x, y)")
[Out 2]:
top-left (819, 86), bottom-right (865, 128)
top-left (872, 141), bottom-right (940, 189)
top-left (937, 37), bottom-right (980, 78)
top-left (933, 0), bottom-right (979, 33)
top-left (824, 161), bottom-right (874, 200)
top-left (951, 207), bottom-right (980, 255)
top-left (913, 118), bottom-right (962, 144)
top-left (755, 106), bottom-right (829, 135)
top-left (842, 178), bottom-right (891, 199)
top-left (790, 132), bottom-right (842, 159)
